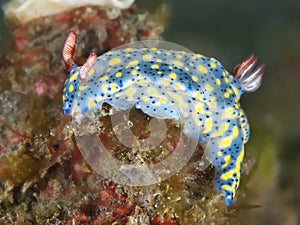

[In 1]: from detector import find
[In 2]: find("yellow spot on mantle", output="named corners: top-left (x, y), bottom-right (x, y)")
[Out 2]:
top-left (151, 64), bottom-right (159, 69)
top-left (169, 92), bottom-right (182, 102)
top-left (95, 96), bottom-right (101, 102)
top-left (175, 83), bottom-right (181, 89)
top-left (198, 65), bottom-right (208, 73)
top-left (203, 118), bottom-right (212, 133)
top-left (232, 126), bottom-right (239, 138)
top-left (126, 60), bottom-right (139, 68)
top-left (88, 99), bottom-right (95, 108)
top-left (79, 85), bottom-right (88, 91)
top-left (142, 97), bottom-right (149, 102)
top-left (180, 103), bottom-right (188, 109)
top-left (70, 73), bottom-right (77, 81)
top-left (162, 78), bottom-right (170, 85)
top-left (210, 62), bottom-right (217, 68)
top-left (109, 58), bottom-right (121, 66)
top-left (212, 123), bottom-right (229, 138)
top-left (169, 72), bottom-right (177, 79)
top-left (221, 169), bottom-right (234, 180)
top-left (226, 88), bottom-right (233, 94)
top-left (147, 87), bottom-right (159, 96)
top-left (232, 86), bottom-right (239, 95)
top-left (226, 107), bottom-right (234, 115)
top-left (126, 87), bottom-right (136, 97)
top-left (172, 60), bottom-right (183, 67)
top-left (100, 75), bottom-right (108, 81)
top-left (221, 155), bottom-right (231, 169)
top-left (195, 104), bottom-right (204, 114)
top-left (219, 137), bottom-right (232, 148)
top-left (224, 92), bottom-right (230, 98)
top-left (192, 112), bottom-right (201, 126)
top-left (221, 184), bottom-right (232, 192)
top-left (224, 155), bottom-right (231, 164)
top-left (160, 96), bottom-right (167, 103)
top-left (192, 54), bottom-right (202, 59)
top-left (195, 92), bottom-right (203, 100)
top-left (205, 84), bottom-right (213, 91)
top-left (68, 84), bottom-right (74, 92)
top-left (111, 83), bottom-right (118, 91)
top-left (237, 147), bottom-right (244, 164)
top-left (143, 54), bottom-right (152, 60)
top-left (101, 84), bottom-right (107, 92)
top-left (87, 69), bottom-right (94, 76)
top-left (192, 75), bottom-right (198, 81)
top-left (115, 72), bottom-right (122, 77)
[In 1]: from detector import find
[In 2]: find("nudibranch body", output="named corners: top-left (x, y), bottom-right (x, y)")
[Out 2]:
top-left (62, 31), bottom-right (265, 205)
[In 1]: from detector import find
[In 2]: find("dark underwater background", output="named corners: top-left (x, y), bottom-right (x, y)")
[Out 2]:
top-left (0, 0), bottom-right (299, 224)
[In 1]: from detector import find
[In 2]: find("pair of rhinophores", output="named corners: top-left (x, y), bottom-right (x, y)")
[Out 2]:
top-left (62, 30), bottom-right (265, 205)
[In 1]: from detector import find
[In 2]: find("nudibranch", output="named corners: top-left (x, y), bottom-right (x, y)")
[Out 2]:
top-left (62, 30), bottom-right (265, 205)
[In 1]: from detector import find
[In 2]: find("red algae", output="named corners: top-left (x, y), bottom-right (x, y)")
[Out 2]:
top-left (150, 215), bottom-right (180, 225)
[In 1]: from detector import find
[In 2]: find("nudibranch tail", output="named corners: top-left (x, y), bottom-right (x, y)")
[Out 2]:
top-left (233, 54), bottom-right (266, 92)
top-left (79, 53), bottom-right (97, 82)
top-left (205, 118), bottom-right (245, 205)
top-left (62, 30), bottom-right (77, 70)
